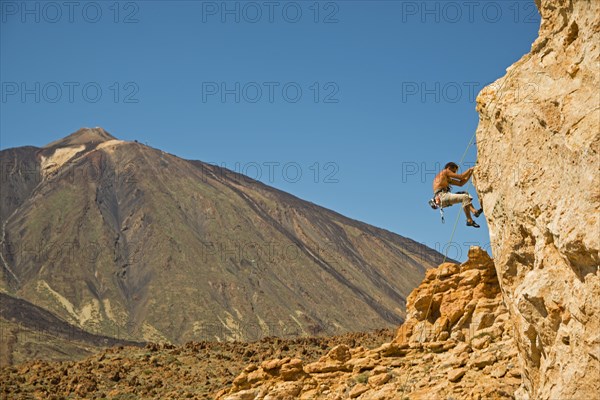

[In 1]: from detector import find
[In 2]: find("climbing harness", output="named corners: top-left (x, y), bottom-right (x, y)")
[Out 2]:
top-left (429, 187), bottom-right (450, 223)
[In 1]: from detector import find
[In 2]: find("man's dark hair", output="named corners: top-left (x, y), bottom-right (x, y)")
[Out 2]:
top-left (445, 162), bottom-right (459, 170)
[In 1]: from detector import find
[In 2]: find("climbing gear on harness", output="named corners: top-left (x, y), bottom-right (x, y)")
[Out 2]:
top-left (428, 187), bottom-right (450, 223)
top-left (428, 199), bottom-right (438, 209)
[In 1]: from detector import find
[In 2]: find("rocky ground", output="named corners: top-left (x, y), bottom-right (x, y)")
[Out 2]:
top-left (218, 247), bottom-right (522, 400)
top-left (0, 329), bottom-right (394, 399)
top-left (1, 247), bottom-right (522, 400)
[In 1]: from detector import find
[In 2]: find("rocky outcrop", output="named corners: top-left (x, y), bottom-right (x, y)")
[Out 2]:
top-left (218, 247), bottom-right (521, 400)
top-left (474, 0), bottom-right (600, 399)
top-left (394, 247), bottom-right (508, 346)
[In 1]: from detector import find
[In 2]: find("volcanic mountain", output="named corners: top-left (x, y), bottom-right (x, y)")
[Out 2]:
top-left (0, 128), bottom-right (444, 350)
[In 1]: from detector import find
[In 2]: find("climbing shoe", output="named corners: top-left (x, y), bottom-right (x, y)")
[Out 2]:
top-left (473, 208), bottom-right (483, 218)
top-left (467, 220), bottom-right (480, 228)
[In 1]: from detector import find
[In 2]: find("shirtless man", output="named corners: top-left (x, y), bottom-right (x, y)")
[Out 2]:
top-left (432, 162), bottom-right (483, 228)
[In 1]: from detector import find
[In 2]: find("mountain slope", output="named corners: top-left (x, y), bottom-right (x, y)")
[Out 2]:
top-left (0, 292), bottom-right (143, 367)
top-left (1, 127), bottom-right (445, 345)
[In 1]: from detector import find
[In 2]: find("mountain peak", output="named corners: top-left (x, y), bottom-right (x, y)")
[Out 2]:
top-left (1, 128), bottom-right (447, 347)
top-left (44, 127), bottom-right (117, 148)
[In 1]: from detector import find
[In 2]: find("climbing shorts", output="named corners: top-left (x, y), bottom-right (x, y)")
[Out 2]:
top-left (439, 191), bottom-right (472, 208)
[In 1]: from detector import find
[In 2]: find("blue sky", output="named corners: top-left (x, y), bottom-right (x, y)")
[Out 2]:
top-left (1, 1), bottom-right (541, 261)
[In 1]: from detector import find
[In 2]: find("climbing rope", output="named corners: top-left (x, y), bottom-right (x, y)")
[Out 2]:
top-left (398, 136), bottom-right (475, 397)
top-left (443, 131), bottom-right (477, 264)
top-left (399, 69), bottom-right (517, 397)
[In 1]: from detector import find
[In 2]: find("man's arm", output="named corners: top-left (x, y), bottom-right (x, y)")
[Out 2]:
top-left (447, 168), bottom-right (473, 186)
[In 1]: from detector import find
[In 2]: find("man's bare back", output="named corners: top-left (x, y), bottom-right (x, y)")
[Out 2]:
top-left (433, 164), bottom-right (473, 193)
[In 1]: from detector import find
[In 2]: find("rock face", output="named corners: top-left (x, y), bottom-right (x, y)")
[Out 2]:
top-left (218, 247), bottom-right (521, 400)
top-left (474, 0), bottom-right (600, 399)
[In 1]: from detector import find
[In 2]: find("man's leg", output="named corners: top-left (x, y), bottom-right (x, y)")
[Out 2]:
top-left (460, 194), bottom-right (480, 228)
top-left (464, 208), bottom-right (482, 228)
top-left (465, 195), bottom-right (483, 217)
top-left (461, 195), bottom-right (474, 223)
top-left (441, 193), bottom-right (469, 209)
top-left (464, 206), bottom-right (473, 222)
top-left (457, 193), bottom-right (482, 215)
top-left (441, 193), bottom-right (481, 227)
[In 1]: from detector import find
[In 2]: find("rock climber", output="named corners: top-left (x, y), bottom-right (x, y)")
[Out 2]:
top-left (432, 162), bottom-right (483, 228)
